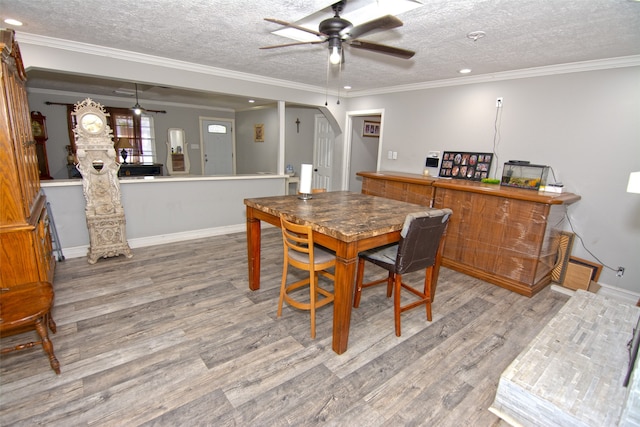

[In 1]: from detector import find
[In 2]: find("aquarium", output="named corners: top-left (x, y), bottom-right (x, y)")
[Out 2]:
top-left (501, 161), bottom-right (549, 190)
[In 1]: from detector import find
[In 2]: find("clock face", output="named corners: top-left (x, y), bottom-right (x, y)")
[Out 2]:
top-left (80, 113), bottom-right (104, 134)
top-left (31, 120), bottom-right (43, 137)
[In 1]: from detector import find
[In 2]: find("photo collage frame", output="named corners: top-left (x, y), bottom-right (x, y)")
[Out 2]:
top-left (439, 151), bottom-right (493, 181)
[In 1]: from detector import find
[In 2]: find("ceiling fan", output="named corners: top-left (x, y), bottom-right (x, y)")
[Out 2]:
top-left (128, 83), bottom-right (166, 115)
top-left (261, 0), bottom-right (415, 64)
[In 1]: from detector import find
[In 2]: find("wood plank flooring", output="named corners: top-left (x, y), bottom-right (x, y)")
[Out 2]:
top-left (0, 228), bottom-right (569, 426)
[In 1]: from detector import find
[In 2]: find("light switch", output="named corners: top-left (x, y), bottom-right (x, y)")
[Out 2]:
top-left (392, 151), bottom-right (398, 160)
top-left (388, 150), bottom-right (393, 159)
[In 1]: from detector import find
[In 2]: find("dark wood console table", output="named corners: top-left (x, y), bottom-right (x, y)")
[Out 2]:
top-left (119, 163), bottom-right (163, 177)
top-left (358, 171), bottom-right (581, 296)
top-left (67, 163), bottom-right (164, 178)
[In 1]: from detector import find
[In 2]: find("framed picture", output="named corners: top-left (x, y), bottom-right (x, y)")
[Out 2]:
top-left (439, 151), bottom-right (494, 181)
top-left (254, 124), bottom-right (264, 142)
top-left (363, 121), bottom-right (380, 137)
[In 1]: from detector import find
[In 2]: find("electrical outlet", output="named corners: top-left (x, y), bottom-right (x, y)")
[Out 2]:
top-left (496, 97), bottom-right (503, 108)
top-left (617, 267), bottom-right (625, 277)
top-left (387, 150), bottom-right (393, 160)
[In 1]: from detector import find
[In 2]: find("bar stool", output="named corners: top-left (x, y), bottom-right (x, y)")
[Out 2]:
top-left (277, 214), bottom-right (335, 338)
top-left (0, 281), bottom-right (61, 374)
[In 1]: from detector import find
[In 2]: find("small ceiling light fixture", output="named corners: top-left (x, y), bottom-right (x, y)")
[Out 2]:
top-left (4, 18), bottom-right (23, 26)
top-left (329, 45), bottom-right (341, 65)
top-left (467, 30), bottom-right (486, 42)
top-left (248, 99), bottom-right (256, 103)
top-left (343, 85), bottom-right (352, 90)
top-left (459, 68), bottom-right (472, 74)
top-left (132, 83), bottom-right (143, 115)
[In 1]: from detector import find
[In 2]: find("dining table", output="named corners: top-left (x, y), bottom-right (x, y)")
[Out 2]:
top-left (244, 191), bottom-right (442, 354)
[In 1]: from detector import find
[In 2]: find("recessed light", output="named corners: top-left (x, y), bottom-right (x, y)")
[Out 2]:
top-left (459, 68), bottom-right (472, 74)
top-left (248, 99), bottom-right (255, 103)
top-left (4, 18), bottom-right (23, 26)
top-left (343, 85), bottom-right (352, 90)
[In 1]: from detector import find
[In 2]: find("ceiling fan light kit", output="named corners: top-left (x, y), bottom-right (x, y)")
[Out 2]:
top-left (329, 46), bottom-right (342, 64)
top-left (132, 83), bottom-right (143, 115)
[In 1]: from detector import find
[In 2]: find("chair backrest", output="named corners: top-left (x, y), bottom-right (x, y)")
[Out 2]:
top-left (395, 208), bottom-right (452, 274)
top-left (280, 214), bottom-right (315, 268)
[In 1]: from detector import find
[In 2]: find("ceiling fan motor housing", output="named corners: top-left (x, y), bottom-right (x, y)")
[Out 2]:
top-left (320, 17), bottom-right (352, 50)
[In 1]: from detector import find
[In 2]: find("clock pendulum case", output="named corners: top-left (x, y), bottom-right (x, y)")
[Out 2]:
top-left (30, 111), bottom-right (53, 180)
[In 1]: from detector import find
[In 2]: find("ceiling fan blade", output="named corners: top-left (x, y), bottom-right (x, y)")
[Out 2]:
top-left (341, 15), bottom-right (403, 40)
top-left (264, 18), bottom-right (325, 38)
top-left (260, 40), bottom-right (326, 50)
top-left (349, 39), bottom-right (415, 59)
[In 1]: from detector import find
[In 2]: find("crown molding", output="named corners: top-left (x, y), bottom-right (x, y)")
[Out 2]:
top-left (15, 32), bottom-right (328, 95)
top-left (347, 55), bottom-right (640, 97)
top-left (16, 32), bottom-right (640, 100)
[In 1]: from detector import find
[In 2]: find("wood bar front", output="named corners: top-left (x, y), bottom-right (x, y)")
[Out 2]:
top-left (357, 171), bottom-right (581, 296)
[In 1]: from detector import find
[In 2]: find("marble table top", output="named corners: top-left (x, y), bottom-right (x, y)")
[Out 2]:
top-left (245, 191), bottom-right (432, 242)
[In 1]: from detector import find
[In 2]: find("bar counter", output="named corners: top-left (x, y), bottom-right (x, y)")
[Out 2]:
top-left (357, 171), bottom-right (581, 296)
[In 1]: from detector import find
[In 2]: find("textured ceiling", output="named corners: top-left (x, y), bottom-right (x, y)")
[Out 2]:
top-left (2, 0), bottom-right (640, 110)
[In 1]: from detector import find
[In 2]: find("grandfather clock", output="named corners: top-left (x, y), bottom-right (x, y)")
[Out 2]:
top-left (31, 111), bottom-right (52, 180)
top-left (72, 98), bottom-right (132, 264)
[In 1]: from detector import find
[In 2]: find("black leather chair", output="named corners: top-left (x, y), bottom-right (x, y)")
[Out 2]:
top-left (353, 208), bottom-right (452, 336)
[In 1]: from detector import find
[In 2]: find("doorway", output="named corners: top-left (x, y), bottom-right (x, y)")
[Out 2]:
top-left (200, 117), bottom-right (235, 175)
top-left (342, 109), bottom-right (384, 191)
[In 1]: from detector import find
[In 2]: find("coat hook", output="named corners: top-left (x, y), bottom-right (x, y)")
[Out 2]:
top-left (295, 118), bottom-right (300, 133)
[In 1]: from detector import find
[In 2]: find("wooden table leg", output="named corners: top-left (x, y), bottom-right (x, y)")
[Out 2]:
top-left (246, 207), bottom-right (261, 291)
top-left (34, 317), bottom-right (61, 374)
top-left (332, 242), bottom-right (358, 354)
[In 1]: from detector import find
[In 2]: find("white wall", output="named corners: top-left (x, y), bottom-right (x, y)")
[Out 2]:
top-left (347, 66), bottom-right (640, 293)
top-left (284, 108), bottom-right (318, 174)
top-left (235, 108), bottom-right (279, 174)
top-left (42, 176), bottom-right (285, 257)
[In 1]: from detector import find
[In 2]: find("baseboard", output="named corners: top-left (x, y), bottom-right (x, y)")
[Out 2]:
top-left (551, 283), bottom-right (639, 306)
top-left (58, 223), bottom-right (247, 260)
top-left (596, 282), bottom-right (640, 305)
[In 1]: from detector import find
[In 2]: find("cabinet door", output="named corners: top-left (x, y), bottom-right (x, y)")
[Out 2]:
top-left (0, 198), bottom-right (55, 288)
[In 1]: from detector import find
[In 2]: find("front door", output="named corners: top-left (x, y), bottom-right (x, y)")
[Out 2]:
top-left (201, 118), bottom-right (234, 175)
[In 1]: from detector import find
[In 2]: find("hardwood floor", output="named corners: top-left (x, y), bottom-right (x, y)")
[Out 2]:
top-left (0, 228), bottom-right (569, 426)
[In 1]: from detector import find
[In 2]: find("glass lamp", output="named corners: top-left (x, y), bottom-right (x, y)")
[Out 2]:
top-left (115, 138), bottom-right (134, 164)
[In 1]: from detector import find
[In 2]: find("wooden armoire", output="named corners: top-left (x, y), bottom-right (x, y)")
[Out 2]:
top-left (0, 29), bottom-right (55, 288)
